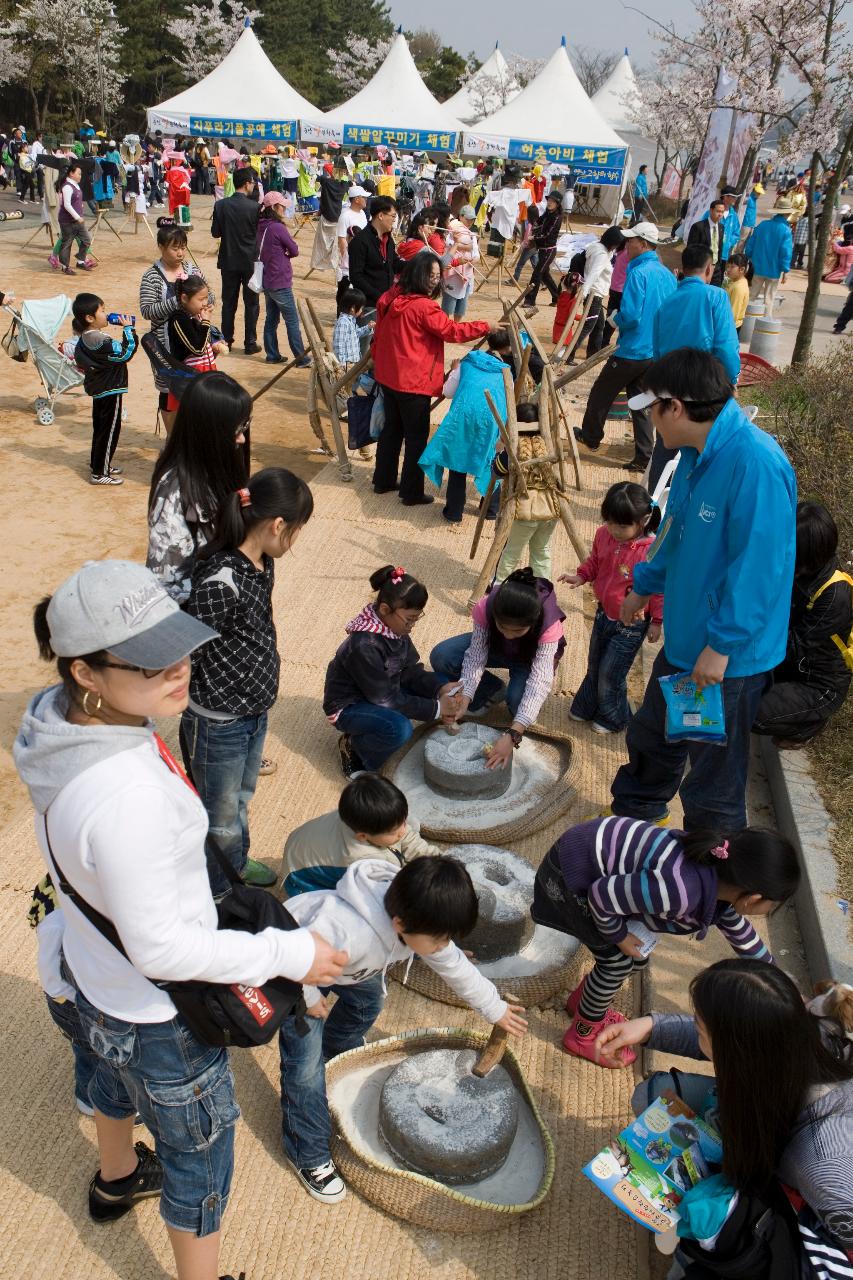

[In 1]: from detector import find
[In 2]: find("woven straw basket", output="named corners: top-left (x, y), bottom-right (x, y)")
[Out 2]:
top-left (326, 1027), bottom-right (555, 1234)
top-left (389, 942), bottom-right (585, 1011)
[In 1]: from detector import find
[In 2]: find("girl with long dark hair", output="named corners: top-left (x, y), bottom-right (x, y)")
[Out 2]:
top-left (597, 959), bottom-right (853, 1253)
top-left (182, 467), bottom-right (314, 895)
top-left (146, 372), bottom-right (251, 603)
top-left (430, 566), bottom-right (567, 772)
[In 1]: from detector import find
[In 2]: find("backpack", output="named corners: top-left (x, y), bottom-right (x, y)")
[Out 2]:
top-left (807, 571), bottom-right (853, 673)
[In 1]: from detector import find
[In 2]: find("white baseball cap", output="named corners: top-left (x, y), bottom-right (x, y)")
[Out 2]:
top-left (348, 185), bottom-right (370, 199)
top-left (47, 560), bottom-right (217, 667)
top-left (622, 221), bottom-right (660, 244)
top-left (627, 388), bottom-right (669, 411)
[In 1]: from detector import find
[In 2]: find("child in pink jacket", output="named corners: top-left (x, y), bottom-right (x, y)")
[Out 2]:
top-left (561, 481), bottom-right (663, 733)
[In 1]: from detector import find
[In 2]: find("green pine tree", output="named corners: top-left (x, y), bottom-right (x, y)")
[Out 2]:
top-left (256, 0), bottom-right (393, 109)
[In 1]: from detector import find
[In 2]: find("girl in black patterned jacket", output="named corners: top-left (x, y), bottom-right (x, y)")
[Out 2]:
top-left (183, 468), bottom-right (313, 896)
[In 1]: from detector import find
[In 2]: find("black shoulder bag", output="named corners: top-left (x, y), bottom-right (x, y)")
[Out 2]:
top-left (42, 815), bottom-right (306, 1048)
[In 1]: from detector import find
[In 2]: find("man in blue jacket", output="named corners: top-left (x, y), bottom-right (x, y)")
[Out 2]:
top-left (744, 212), bottom-right (793, 317)
top-left (647, 244), bottom-right (741, 488)
top-left (611, 347), bottom-right (797, 831)
top-left (575, 222), bottom-right (677, 472)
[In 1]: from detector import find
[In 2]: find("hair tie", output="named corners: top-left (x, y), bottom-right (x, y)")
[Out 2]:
top-left (711, 840), bottom-right (729, 860)
top-left (237, 487), bottom-right (252, 508)
top-left (390, 565), bottom-right (405, 585)
top-left (648, 497), bottom-right (658, 511)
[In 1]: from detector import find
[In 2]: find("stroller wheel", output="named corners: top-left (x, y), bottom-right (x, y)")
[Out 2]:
top-left (37, 407), bottom-right (54, 425)
top-left (34, 397), bottom-right (47, 410)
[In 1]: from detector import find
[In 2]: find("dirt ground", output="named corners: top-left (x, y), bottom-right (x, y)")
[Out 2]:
top-left (0, 191), bottom-right (812, 1280)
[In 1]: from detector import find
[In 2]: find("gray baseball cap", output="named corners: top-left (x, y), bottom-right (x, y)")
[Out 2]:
top-left (47, 560), bottom-right (217, 667)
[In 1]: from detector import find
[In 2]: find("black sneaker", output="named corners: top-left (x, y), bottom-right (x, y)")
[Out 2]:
top-left (573, 428), bottom-right (600, 451)
top-left (244, 342), bottom-right (261, 355)
top-left (338, 734), bottom-right (365, 779)
top-left (88, 1141), bottom-right (163, 1221)
top-left (622, 458), bottom-right (647, 474)
top-left (289, 1158), bottom-right (346, 1204)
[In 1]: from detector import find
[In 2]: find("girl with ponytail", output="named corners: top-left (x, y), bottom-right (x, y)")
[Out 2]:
top-left (183, 467), bottom-right (314, 895)
top-left (531, 815), bottom-right (800, 1066)
top-left (430, 566), bottom-right (567, 772)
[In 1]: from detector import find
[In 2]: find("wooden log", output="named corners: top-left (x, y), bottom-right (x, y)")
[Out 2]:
top-left (250, 356), bottom-right (298, 404)
top-left (306, 371), bottom-right (334, 457)
top-left (306, 297), bottom-right (331, 353)
top-left (469, 474), bottom-right (497, 561)
top-left (484, 390), bottom-right (528, 499)
top-left (553, 341), bottom-right (615, 390)
top-left (556, 492), bottom-right (588, 562)
top-left (468, 504), bottom-right (515, 608)
top-left (298, 300), bottom-right (352, 481)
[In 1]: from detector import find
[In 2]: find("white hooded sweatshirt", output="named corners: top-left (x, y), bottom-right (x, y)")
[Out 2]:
top-left (286, 859), bottom-right (508, 1023)
top-left (14, 684), bottom-right (315, 1023)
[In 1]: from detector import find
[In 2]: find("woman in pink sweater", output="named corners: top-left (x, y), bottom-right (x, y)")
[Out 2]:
top-left (561, 482), bottom-right (663, 733)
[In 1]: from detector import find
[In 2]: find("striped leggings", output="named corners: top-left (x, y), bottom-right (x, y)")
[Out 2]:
top-left (578, 945), bottom-right (649, 1024)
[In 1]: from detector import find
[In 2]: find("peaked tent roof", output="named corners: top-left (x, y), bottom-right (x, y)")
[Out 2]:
top-left (592, 50), bottom-right (644, 133)
top-left (444, 44), bottom-right (520, 124)
top-left (147, 24), bottom-right (319, 135)
top-left (318, 33), bottom-right (464, 135)
top-left (469, 40), bottom-right (623, 148)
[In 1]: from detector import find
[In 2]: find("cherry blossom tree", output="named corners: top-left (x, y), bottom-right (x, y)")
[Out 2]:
top-left (326, 32), bottom-right (394, 96)
top-left (569, 45), bottom-right (619, 97)
top-left (167, 1), bottom-right (260, 78)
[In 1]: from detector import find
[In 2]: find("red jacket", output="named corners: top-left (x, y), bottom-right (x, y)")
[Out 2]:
top-left (372, 292), bottom-right (489, 395)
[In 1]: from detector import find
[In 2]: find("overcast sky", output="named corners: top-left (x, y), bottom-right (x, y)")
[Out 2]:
top-left (386, 0), bottom-right (682, 70)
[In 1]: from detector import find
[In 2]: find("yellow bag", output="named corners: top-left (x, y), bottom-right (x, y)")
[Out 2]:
top-left (807, 571), bottom-right (853, 672)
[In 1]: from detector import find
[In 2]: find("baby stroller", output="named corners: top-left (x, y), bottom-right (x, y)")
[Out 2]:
top-left (1, 295), bottom-right (84, 425)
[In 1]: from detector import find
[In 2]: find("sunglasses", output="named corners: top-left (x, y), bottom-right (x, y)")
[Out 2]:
top-left (88, 658), bottom-right (178, 680)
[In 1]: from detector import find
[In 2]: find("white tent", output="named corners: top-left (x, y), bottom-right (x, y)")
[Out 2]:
top-left (444, 43), bottom-right (520, 126)
top-left (301, 32), bottom-right (464, 151)
top-left (147, 22), bottom-right (319, 147)
top-left (591, 49), bottom-right (643, 133)
top-left (462, 39), bottom-right (627, 203)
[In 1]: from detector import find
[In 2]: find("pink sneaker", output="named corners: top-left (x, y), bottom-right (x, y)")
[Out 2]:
top-left (47, 253), bottom-right (60, 270)
top-left (565, 976), bottom-right (587, 1017)
top-left (561, 1011), bottom-right (637, 1068)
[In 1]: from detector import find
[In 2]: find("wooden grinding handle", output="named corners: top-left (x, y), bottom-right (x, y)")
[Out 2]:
top-left (472, 1025), bottom-right (508, 1077)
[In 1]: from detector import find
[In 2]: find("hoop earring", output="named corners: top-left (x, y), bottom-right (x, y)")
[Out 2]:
top-left (82, 690), bottom-right (103, 717)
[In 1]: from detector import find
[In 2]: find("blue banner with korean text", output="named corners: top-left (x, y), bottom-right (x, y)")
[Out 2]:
top-left (507, 139), bottom-right (627, 185)
top-left (341, 124), bottom-right (458, 152)
top-left (189, 117), bottom-right (297, 141)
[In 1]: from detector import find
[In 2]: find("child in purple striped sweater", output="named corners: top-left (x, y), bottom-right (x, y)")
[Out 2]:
top-left (532, 815), bottom-right (800, 1067)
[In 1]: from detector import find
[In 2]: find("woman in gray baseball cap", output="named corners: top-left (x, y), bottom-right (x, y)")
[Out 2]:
top-left (14, 559), bottom-right (346, 1280)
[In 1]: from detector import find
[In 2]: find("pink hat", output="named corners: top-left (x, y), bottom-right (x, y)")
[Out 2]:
top-left (261, 191), bottom-right (286, 210)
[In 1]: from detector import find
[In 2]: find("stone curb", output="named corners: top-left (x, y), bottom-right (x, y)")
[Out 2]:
top-left (759, 736), bottom-right (852, 986)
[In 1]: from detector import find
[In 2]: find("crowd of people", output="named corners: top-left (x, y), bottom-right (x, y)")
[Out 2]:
top-left (5, 122), bottom-right (853, 1280)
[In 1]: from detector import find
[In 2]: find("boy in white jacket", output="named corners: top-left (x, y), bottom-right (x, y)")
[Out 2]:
top-left (278, 856), bottom-right (527, 1204)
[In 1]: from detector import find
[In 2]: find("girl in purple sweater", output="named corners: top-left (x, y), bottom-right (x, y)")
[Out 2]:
top-left (532, 815), bottom-right (800, 1066)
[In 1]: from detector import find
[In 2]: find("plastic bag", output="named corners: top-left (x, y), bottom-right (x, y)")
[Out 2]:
top-left (369, 386), bottom-right (385, 440)
top-left (658, 672), bottom-right (727, 745)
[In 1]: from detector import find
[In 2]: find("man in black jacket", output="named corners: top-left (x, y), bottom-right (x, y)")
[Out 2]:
top-left (211, 166), bottom-right (261, 353)
top-left (524, 192), bottom-right (563, 306)
top-left (348, 197), bottom-right (404, 313)
top-left (687, 199), bottom-right (726, 285)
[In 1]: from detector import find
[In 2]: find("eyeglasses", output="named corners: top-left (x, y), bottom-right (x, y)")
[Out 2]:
top-left (392, 610), bottom-right (426, 626)
top-left (88, 659), bottom-right (171, 680)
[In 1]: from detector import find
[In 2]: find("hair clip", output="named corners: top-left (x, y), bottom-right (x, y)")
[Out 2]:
top-left (390, 565), bottom-right (405, 585)
top-left (711, 840), bottom-right (729, 860)
top-left (648, 497), bottom-right (658, 510)
top-left (237, 487), bottom-right (252, 508)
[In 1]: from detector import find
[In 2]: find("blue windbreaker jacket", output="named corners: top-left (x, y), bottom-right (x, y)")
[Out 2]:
top-left (653, 276), bottom-right (741, 382)
top-left (633, 398), bottom-right (797, 675)
top-left (744, 215), bottom-right (793, 279)
top-left (614, 251), bottom-right (677, 361)
top-left (419, 349), bottom-right (508, 495)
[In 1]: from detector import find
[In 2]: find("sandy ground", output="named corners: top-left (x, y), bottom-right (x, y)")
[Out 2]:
top-left (0, 190), bottom-right (815, 1280)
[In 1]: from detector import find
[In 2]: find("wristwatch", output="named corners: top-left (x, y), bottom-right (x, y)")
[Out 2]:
top-left (507, 728), bottom-right (523, 749)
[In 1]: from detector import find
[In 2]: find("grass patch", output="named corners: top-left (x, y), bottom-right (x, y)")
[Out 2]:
top-left (753, 346), bottom-right (853, 917)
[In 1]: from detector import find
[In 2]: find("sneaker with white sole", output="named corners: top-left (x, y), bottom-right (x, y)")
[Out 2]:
top-left (90, 473), bottom-right (124, 486)
top-left (568, 711), bottom-right (589, 723)
top-left (290, 1158), bottom-right (346, 1203)
top-left (591, 721), bottom-right (614, 734)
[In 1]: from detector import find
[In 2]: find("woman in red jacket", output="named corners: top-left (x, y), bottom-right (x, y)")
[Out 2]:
top-left (372, 253), bottom-right (493, 506)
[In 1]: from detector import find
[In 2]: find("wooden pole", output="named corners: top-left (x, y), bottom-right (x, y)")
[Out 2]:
top-left (306, 369), bottom-right (334, 457)
top-left (306, 297), bottom-right (331, 353)
top-left (297, 299), bottom-right (352, 481)
top-left (469, 474), bottom-right (497, 561)
top-left (553, 341), bottom-right (615, 390)
top-left (251, 356), bottom-right (298, 404)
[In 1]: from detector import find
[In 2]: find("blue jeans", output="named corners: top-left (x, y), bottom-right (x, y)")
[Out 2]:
top-left (513, 244), bottom-right (539, 282)
top-left (611, 649), bottom-right (768, 830)
top-left (180, 709), bottom-right (268, 896)
top-left (46, 993), bottom-right (99, 1105)
top-left (441, 291), bottom-right (469, 319)
top-left (73, 982), bottom-right (238, 1235)
top-left (263, 287), bottom-right (307, 361)
top-left (278, 975), bottom-right (385, 1168)
top-left (430, 633), bottom-right (529, 717)
top-left (571, 607), bottom-right (648, 731)
top-left (334, 701), bottom-right (414, 771)
top-left (283, 865), bottom-right (346, 897)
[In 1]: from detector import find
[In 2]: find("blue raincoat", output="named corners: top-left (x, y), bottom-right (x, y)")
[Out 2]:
top-left (744, 215), bottom-right (793, 279)
top-left (419, 349), bottom-right (509, 495)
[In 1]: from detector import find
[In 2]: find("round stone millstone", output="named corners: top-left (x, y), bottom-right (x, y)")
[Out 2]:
top-left (423, 723), bottom-right (512, 801)
top-left (461, 850), bottom-right (535, 962)
top-left (378, 1048), bottom-right (519, 1185)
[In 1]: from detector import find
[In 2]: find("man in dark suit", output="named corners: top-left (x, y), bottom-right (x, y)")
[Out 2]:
top-left (211, 166), bottom-right (260, 353)
top-left (687, 199), bottom-right (727, 285)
